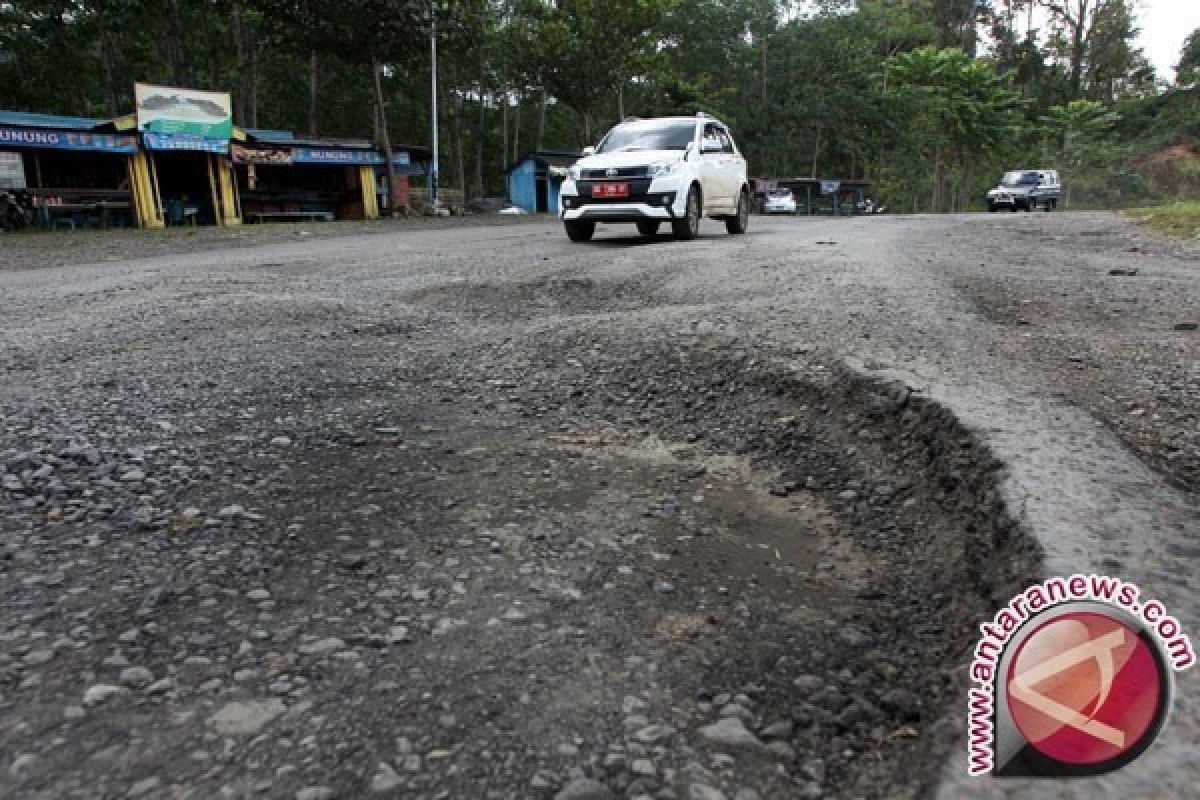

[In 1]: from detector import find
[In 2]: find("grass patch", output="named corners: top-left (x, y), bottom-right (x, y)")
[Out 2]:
top-left (1126, 201), bottom-right (1200, 238)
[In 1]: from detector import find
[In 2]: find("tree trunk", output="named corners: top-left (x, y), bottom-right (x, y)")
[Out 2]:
top-left (1068, 0), bottom-right (1091, 100)
top-left (372, 56), bottom-right (398, 216)
top-left (232, 6), bottom-right (246, 124)
top-left (452, 90), bottom-right (466, 200)
top-left (473, 48), bottom-right (486, 201)
top-left (308, 51), bottom-right (319, 137)
top-left (618, 82), bottom-right (624, 120)
top-left (811, 126), bottom-right (821, 178)
top-left (536, 88), bottom-right (547, 149)
top-left (96, 10), bottom-right (120, 117)
top-left (247, 20), bottom-right (258, 128)
top-left (932, 143), bottom-right (942, 212)
top-left (513, 92), bottom-right (521, 161)
top-left (501, 90), bottom-right (509, 172)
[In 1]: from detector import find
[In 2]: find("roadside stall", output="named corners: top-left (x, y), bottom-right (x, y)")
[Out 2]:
top-left (234, 131), bottom-right (409, 222)
top-left (755, 177), bottom-right (873, 215)
top-left (135, 84), bottom-right (239, 227)
top-left (0, 111), bottom-right (138, 229)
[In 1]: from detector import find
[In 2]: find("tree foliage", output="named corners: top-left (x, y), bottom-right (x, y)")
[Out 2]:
top-left (0, 0), bottom-right (1192, 208)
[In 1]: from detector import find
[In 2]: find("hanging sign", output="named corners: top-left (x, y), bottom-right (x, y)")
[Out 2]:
top-left (231, 143), bottom-right (293, 165)
top-left (142, 132), bottom-right (229, 153)
top-left (292, 147), bottom-right (411, 165)
top-left (820, 180), bottom-right (841, 195)
top-left (0, 127), bottom-right (137, 153)
top-left (135, 83), bottom-right (233, 140)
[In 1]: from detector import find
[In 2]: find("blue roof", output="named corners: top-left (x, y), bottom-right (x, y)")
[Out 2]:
top-left (244, 128), bottom-right (295, 142)
top-left (0, 110), bottom-right (107, 130)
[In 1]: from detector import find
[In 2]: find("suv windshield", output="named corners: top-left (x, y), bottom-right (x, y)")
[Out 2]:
top-left (1001, 171), bottom-right (1040, 187)
top-left (597, 120), bottom-right (696, 153)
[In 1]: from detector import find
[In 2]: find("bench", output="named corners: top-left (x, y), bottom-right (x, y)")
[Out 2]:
top-left (248, 210), bottom-right (335, 223)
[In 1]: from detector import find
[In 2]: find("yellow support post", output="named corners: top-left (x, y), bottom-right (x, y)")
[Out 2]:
top-left (360, 164), bottom-right (380, 220)
top-left (127, 148), bottom-right (164, 228)
top-left (215, 154), bottom-right (241, 226)
top-left (147, 151), bottom-right (164, 225)
top-left (206, 153), bottom-right (221, 226)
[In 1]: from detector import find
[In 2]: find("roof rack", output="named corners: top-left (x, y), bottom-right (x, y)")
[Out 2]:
top-left (695, 111), bottom-right (711, 118)
top-left (621, 116), bottom-right (641, 123)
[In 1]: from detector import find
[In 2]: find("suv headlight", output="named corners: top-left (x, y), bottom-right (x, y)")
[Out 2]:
top-left (649, 161), bottom-right (678, 178)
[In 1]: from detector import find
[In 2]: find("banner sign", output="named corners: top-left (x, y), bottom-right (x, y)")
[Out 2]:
top-left (820, 180), bottom-right (841, 195)
top-left (0, 126), bottom-right (137, 153)
top-left (135, 83), bottom-right (233, 140)
top-left (292, 147), bottom-right (410, 166)
top-left (143, 132), bottom-right (229, 153)
top-left (0, 151), bottom-right (26, 188)
top-left (231, 143), bottom-right (293, 165)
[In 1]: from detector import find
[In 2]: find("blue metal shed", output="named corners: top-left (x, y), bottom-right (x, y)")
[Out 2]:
top-left (505, 150), bottom-right (579, 213)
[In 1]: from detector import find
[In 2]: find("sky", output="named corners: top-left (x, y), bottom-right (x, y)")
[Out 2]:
top-left (1137, 0), bottom-right (1200, 81)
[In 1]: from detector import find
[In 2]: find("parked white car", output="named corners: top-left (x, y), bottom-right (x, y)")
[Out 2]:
top-left (559, 113), bottom-right (750, 242)
top-left (763, 189), bottom-right (798, 214)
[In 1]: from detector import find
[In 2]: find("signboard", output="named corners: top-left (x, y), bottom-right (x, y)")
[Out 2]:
top-left (0, 126), bottom-right (137, 153)
top-left (135, 83), bottom-right (233, 140)
top-left (292, 147), bottom-right (410, 166)
top-left (142, 132), bottom-right (229, 153)
top-left (820, 180), bottom-right (841, 195)
top-left (0, 151), bottom-right (26, 188)
top-left (231, 143), bottom-right (292, 165)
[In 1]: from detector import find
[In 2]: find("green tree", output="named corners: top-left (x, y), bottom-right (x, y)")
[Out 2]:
top-left (1177, 28), bottom-right (1200, 87)
top-left (1041, 99), bottom-right (1125, 206)
top-left (889, 46), bottom-right (1026, 211)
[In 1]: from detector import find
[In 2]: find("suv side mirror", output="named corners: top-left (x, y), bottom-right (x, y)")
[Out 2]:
top-left (581, 146), bottom-right (596, 157)
top-left (701, 138), bottom-right (722, 154)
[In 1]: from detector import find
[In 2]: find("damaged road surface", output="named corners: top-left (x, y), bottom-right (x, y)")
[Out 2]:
top-left (1, 214), bottom-right (1197, 799)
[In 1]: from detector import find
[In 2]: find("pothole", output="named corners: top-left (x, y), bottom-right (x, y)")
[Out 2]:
top-left (0, 330), bottom-right (1043, 799)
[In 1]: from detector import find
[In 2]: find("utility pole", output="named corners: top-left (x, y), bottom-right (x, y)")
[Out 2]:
top-left (430, 3), bottom-right (440, 211)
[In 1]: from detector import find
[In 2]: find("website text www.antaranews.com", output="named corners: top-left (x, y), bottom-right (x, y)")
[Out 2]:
top-left (966, 573), bottom-right (1194, 776)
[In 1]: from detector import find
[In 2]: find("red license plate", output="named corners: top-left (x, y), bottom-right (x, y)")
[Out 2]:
top-left (593, 182), bottom-right (629, 198)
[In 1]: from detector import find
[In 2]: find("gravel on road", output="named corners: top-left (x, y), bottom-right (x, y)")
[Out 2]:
top-left (1, 212), bottom-right (1196, 799)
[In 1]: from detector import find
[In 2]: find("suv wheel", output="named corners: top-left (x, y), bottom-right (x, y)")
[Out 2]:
top-left (564, 220), bottom-right (595, 242)
top-left (636, 221), bottom-right (660, 237)
top-left (987, 201), bottom-right (997, 213)
top-left (725, 189), bottom-right (749, 235)
top-left (672, 185), bottom-right (701, 241)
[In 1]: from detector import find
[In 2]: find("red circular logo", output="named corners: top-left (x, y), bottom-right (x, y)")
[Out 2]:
top-left (1006, 611), bottom-right (1164, 766)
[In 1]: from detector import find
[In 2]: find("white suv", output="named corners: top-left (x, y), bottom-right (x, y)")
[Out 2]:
top-left (559, 113), bottom-right (749, 242)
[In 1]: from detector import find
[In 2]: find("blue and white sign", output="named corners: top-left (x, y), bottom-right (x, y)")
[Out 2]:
top-left (292, 147), bottom-right (410, 166)
top-left (820, 180), bottom-right (841, 195)
top-left (143, 132), bottom-right (229, 153)
top-left (0, 126), bottom-right (137, 153)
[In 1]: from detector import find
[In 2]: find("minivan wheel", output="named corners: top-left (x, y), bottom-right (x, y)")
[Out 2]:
top-left (564, 220), bottom-right (595, 242)
top-left (636, 221), bottom-right (660, 237)
top-left (725, 189), bottom-right (749, 234)
top-left (672, 185), bottom-right (701, 241)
